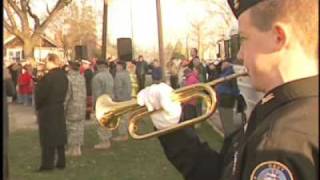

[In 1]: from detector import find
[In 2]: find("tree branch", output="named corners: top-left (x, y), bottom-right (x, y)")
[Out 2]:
top-left (4, 20), bottom-right (24, 39)
top-left (20, 0), bottom-right (31, 30)
top-left (46, 4), bottom-right (51, 15)
top-left (20, 0), bottom-right (28, 13)
top-left (25, 0), bottom-right (40, 29)
top-left (206, 2), bottom-right (233, 27)
top-left (4, 1), bottom-right (17, 29)
top-left (7, 0), bottom-right (31, 33)
top-left (6, 0), bottom-right (25, 23)
top-left (35, 0), bottom-right (72, 35)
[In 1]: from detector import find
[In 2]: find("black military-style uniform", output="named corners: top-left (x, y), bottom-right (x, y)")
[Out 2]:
top-left (159, 76), bottom-right (319, 180)
top-left (35, 67), bottom-right (69, 169)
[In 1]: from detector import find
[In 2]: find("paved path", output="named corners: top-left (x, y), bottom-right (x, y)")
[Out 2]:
top-left (8, 103), bottom-right (38, 133)
top-left (8, 103), bottom-right (95, 133)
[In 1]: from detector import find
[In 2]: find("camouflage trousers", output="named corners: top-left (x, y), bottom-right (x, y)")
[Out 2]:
top-left (66, 120), bottom-right (85, 147)
top-left (96, 113), bottom-right (129, 142)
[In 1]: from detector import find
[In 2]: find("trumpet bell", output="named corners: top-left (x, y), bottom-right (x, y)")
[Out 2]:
top-left (95, 94), bottom-right (139, 130)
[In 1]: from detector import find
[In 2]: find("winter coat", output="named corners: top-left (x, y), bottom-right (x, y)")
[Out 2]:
top-left (35, 68), bottom-right (69, 147)
top-left (134, 60), bottom-right (149, 76)
top-left (151, 67), bottom-right (163, 81)
top-left (114, 70), bottom-right (132, 102)
top-left (215, 66), bottom-right (240, 108)
top-left (18, 72), bottom-right (33, 95)
top-left (64, 70), bottom-right (87, 121)
top-left (91, 68), bottom-right (114, 107)
top-left (183, 71), bottom-right (200, 106)
top-left (83, 69), bottom-right (94, 96)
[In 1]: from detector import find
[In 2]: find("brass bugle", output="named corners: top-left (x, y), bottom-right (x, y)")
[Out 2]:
top-left (95, 71), bottom-right (248, 140)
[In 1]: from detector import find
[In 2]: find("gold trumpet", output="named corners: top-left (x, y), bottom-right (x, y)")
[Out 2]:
top-left (95, 71), bottom-right (248, 140)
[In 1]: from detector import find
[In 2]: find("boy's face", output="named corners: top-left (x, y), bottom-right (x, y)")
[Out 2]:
top-left (238, 10), bottom-right (281, 92)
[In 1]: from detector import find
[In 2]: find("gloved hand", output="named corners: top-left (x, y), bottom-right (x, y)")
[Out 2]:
top-left (137, 83), bottom-right (182, 129)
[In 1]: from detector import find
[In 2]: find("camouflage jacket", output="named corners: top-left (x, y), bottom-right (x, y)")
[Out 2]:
top-left (91, 68), bottom-right (114, 106)
top-left (114, 70), bottom-right (132, 102)
top-left (64, 70), bottom-right (87, 121)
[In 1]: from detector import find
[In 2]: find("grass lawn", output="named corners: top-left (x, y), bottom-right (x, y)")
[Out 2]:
top-left (9, 120), bottom-right (223, 180)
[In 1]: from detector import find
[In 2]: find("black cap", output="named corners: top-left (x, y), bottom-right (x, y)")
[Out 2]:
top-left (227, 0), bottom-right (264, 18)
top-left (116, 60), bottom-right (126, 69)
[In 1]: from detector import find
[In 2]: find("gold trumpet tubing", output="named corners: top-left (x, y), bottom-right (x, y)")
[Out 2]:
top-left (96, 71), bottom-right (248, 139)
top-left (128, 83), bottom-right (217, 140)
top-left (128, 92), bottom-right (213, 140)
top-left (207, 71), bottom-right (248, 87)
top-left (97, 82), bottom-right (213, 130)
top-left (96, 95), bottom-right (139, 129)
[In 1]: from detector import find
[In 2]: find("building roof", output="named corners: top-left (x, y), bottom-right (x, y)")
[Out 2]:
top-left (4, 34), bottom-right (61, 49)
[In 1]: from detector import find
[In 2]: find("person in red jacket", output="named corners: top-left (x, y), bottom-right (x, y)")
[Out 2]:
top-left (18, 66), bottom-right (33, 106)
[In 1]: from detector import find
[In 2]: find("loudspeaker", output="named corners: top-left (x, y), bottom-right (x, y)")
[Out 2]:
top-left (224, 40), bottom-right (230, 59)
top-left (230, 34), bottom-right (240, 59)
top-left (75, 45), bottom-right (88, 60)
top-left (217, 40), bottom-right (225, 59)
top-left (117, 38), bottom-right (132, 61)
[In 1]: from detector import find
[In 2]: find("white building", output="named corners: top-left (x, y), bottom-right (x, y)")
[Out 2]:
top-left (4, 34), bottom-right (64, 62)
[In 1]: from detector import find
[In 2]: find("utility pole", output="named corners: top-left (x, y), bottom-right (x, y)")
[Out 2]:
top-left (156, 0), bottom-right (165, 81)
top-left (130, 0), bottom-right (135, 58)
top-left (186, 33), bottom-right (189, 60)
top-left (102, 0), bottom-right (108, 60)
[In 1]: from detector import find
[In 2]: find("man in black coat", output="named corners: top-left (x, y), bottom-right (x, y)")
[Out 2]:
top-left (133, 55), bottom-right (149, 91)
top-left (35, 53), bottom-right (69, 171)
top-left (81, 60), bottom-right (94, 120)
top-left (134, 0), bottom-right (319, 179)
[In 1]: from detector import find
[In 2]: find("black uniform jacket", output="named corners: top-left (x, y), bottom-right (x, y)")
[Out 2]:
top-left (159, 76), bottom-right (318, 180)
top-left (35, 68), bottom-right (69, 147)
top-left (84, 69), bottom-right (94, 96)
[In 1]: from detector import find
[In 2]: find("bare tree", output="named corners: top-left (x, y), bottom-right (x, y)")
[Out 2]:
top-left (188, 0), bottom-right (237, 59)
top-left (4, 0), bottom-right (72, 59)
top-left (61, 1), bottom-right (99, 59)
top-left (190, 19), bottom-right (207, 58)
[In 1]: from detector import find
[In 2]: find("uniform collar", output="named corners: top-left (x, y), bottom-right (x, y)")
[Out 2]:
top-left (245, 75), bottom-right (319, 135)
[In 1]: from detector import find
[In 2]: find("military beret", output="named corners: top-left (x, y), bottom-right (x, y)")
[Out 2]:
top-left (227, 0), bottom-right (265, 18)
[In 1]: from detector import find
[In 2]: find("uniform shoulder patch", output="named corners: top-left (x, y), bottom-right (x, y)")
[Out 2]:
top-left (250, 161), bottom-right (294, 180)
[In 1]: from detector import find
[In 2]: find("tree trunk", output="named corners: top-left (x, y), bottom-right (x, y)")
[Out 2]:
top-left (23, 39), bottom-right (35, 60)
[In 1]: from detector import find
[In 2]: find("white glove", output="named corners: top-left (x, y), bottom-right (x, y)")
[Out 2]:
top-left (137, 83), bottom-right (182, 129)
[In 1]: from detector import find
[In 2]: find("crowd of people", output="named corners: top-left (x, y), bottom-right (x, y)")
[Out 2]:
top-left (4, 49), bottom-right (243, 173)
top-left (4, 0), bottom-right (318, 179)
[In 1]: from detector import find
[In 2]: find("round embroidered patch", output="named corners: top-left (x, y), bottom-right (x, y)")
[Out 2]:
top-left (250, 161), bottom-right (294, 180)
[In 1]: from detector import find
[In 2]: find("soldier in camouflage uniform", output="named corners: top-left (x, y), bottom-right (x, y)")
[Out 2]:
top-left (111, 61), bottom-right (132, 142)
top-left (91, 60), bottom-right (114, 149)
top-left (64, 60), bottom-right (87, 156)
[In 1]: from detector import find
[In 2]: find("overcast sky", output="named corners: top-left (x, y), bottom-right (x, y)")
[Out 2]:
top-left (30, 0), bottom-right (237, 50)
